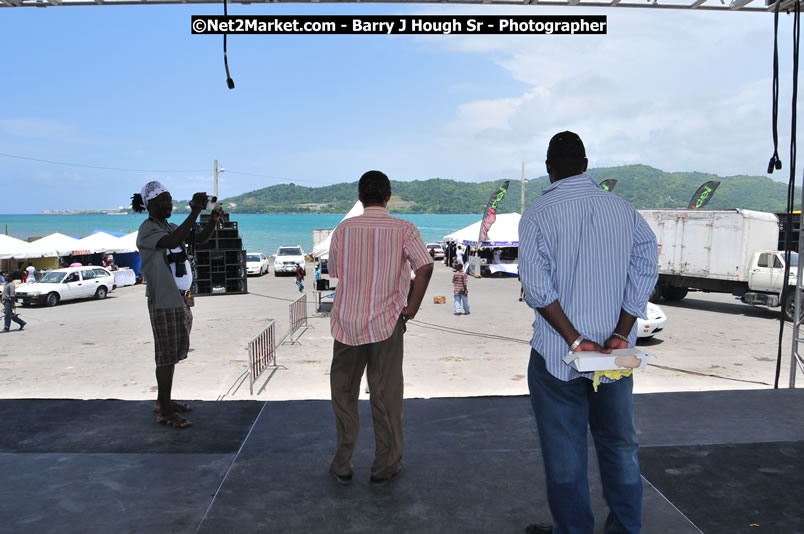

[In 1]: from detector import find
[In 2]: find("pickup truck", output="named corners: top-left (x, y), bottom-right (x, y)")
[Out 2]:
top-left (641, 209), bottom-right (802, 321)
top-left (273, 245), bottom-right (306, 276)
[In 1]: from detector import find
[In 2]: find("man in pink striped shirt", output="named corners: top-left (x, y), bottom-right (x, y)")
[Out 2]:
top-left (328, 170), bottom-right (433, 486)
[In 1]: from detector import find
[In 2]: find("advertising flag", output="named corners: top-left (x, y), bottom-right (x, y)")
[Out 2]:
top-left (599, 179), bottom-right (617, 192)
top-left (478, 180), bottom-right (510, 244)
top-left (688, 181), bottom-right (720, 210)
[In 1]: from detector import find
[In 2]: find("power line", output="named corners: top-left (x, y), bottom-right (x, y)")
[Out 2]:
top-left (0, 152), bottom-right (337, 187)
top-left (0, 152), bottom-right (207, 173)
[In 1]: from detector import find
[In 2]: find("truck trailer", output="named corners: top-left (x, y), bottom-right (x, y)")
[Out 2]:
top-left (640, 209), bottom-right (801, 321)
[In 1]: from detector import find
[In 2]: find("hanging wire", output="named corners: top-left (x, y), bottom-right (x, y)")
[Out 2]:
top-left (224, 0), bottom-right (235, 89)
top-left (769, 0), bottom-right (783, 175)
top-left (775, 0), bottom-right (801, 389)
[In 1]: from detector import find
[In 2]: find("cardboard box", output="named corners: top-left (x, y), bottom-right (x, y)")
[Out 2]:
top-left (433, 296), bottom-right (446, 304)
top-left (564, 348), bottom-right (652, 372)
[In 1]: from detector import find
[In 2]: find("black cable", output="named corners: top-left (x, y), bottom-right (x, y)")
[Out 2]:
top-left (769, 0), bottom-right (783, 175)
top-left (775, 0), bottom-right (801, 389)
top-left (409, 319), bottom-right (531, 344)
top-left (0, 152), bottom-right (205, 173)
top-left (223, 0), bottom-right (235, 89)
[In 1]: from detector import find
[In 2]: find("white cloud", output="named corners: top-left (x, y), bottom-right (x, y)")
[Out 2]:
top-left (404, 8), bottom-right (800, 179)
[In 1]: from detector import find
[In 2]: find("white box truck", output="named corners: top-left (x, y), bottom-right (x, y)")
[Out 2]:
top-left (640, 209), bottom-right (801, 320)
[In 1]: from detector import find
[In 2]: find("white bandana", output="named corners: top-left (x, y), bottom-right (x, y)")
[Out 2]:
top-left (140, 181), bottom-right (169, 208)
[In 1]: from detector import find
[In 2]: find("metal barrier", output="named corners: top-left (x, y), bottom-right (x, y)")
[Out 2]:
top-left (248, 319), bottom-right (277, 394)
top-left (287, 293), bottom-right (308, 344)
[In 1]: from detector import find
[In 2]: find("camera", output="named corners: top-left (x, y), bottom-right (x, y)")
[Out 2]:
top-left (189, 195), bottom-right (222, 211)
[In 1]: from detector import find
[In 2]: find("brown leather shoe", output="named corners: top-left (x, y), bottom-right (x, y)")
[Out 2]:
top-left (330, 470), bottom-right (353, 486)
top-left (370, 470), bottom-right (401, 487)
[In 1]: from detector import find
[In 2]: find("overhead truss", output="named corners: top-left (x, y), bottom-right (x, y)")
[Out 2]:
top-left (0, 0), bottom-right (798, 12)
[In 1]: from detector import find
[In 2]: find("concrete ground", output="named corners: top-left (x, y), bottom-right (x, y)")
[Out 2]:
top-left (1, 262), bottom-right (802, 534)
top-left (0, 262), bottom-right (799, 401)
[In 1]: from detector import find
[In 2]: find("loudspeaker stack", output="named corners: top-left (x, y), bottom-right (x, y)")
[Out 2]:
top-left (191, 213), bottom-right (248, 296)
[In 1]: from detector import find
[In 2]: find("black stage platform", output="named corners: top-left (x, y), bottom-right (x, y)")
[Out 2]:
top-left (0, 389), bottom-right (801, 533)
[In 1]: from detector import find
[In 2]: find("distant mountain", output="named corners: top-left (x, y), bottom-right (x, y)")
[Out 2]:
top-left (172, 164), bottom-right (800, 214)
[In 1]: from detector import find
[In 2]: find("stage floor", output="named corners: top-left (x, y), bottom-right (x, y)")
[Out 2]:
top-left (1, 389), bottom-right (801, 533)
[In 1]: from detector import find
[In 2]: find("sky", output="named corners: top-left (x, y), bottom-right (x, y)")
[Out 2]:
top-left (0, 2), bottom-right (801, 213)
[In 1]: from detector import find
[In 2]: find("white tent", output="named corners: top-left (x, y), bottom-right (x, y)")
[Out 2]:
top-left (111, 231), bottom-right (139, 253)
top-left (443, 213), bottom-right (521, 248)
top-left (19, 233), bottom-right (81, 258)
top-left (0, 234), bottom-right (31, 260)
top-left (73, 231), bottom-right (123, 254)
top-left (312, 201), bottom-right (364, 259)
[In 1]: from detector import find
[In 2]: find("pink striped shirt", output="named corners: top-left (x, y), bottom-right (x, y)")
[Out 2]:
top-left (329, 206), bottom-right (433, 346)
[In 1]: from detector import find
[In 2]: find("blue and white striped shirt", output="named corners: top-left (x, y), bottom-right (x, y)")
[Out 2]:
top-left (519, 173), bottom-right (658, 382)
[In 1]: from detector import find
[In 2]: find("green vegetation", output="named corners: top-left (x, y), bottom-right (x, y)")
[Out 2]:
top-left (171, 164), bottom-right (800, 214)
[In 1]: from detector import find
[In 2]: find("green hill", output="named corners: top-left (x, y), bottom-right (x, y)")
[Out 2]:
top-left (174, 164), bottom-right (799, 214)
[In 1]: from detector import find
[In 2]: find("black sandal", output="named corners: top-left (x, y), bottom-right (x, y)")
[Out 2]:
top-left (156, 413), bottom-right (192, 429)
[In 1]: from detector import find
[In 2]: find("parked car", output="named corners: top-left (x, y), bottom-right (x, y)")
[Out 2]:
top-left (636, 302), bottom-right (667, 339)
top-left (274, 245), bottom-right (306, 276)
top-left (15, 266), bottom-right (116, 307)
top-left (246, 252), bottom-right (270, 276)
top-left (426, 243), bottom-right (445, 260)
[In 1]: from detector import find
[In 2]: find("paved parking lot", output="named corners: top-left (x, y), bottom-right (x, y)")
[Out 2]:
top-left (0, 263), bottom-right (799, 401)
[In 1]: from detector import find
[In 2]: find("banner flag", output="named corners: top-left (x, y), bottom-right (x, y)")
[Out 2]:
top-left (478, 180), bottom-right (510, 244)
top-left (688, 181), bottom-right (720, 210)
top-left (599, 179), bottom-right (617, 192)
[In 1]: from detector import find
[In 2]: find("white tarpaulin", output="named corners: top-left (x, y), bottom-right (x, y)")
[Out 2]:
top-left (0, 234), bottom-right (31, 260)
top-left (111, 231), bottom-right (139, 253)
top-left (18, 233), bottom-right (81, 258)
top-left (74, 231), bottom-right (124, 254)
top-left (312, 201), bottom-right (364, 259)
top-left (443, 213), bottom-right (521, 247)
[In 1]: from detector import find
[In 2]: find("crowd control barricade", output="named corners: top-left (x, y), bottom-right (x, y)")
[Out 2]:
top-left (286, 293), bottom-right (309, 345)
top-left (248, 320), bottom-right (277, 394)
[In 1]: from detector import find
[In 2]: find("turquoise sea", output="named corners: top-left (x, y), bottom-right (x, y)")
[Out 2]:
top-left (0, 213), bottom-right (482, 256)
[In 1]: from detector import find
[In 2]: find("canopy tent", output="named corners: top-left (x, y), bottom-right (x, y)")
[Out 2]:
top-left (73, 231), bottom-right (123, 255)
top-left (0, 234), bottom-right (31, 260)
top-left (18, 233), bottom-right (81, 258)
top-left (312, 201), bottom-right (364, 259)
top-left (443, 213), bottom-right (521, 248)
top-left (112, 231), bottom-right (139, 253)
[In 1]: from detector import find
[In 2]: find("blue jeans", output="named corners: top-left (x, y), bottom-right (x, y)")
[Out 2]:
top-left (3, 300), bottom-right (25, 330)
top-left (296, 279), bottom-right (304, 291)
top-left (454, 294), bottom-right (469, 314)
top-left (528, 349), bottom-right (642, 534)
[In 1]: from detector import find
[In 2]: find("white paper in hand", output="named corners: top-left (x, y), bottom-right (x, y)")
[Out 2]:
top-left (564, 348), bottom-right (652, 373)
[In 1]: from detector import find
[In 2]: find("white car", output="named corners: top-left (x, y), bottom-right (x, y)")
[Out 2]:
top-left (274, 245), bottom-right (306, 276)
top-left (426, 243), bottom-right (445, 260)
top-left (15, 266), bottom-right (116, 307)
top-left (637, 302), bottom-right (667, 339)
top-left (246, 252), bottom-right (270, 276)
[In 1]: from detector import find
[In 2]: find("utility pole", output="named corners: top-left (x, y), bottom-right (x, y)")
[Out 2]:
top-left (214, 159), bottom-right (219, 199)
top-left (520, 162), bottom-right (526, 214)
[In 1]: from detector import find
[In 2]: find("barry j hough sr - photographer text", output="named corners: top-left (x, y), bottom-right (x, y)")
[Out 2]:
top-left (191, 15), bottom-right (608, 35)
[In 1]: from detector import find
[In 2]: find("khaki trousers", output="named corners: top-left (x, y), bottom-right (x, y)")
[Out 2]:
top-left (330, 319), bottom-right (405, 479)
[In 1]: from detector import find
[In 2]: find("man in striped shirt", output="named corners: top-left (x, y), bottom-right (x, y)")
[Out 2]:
top-left (519, 132), bottom-right (658, 534)
top-left (328, 170), bottom-right (433, 487)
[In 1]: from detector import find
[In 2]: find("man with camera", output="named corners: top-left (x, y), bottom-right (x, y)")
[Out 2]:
top-left (132, 181), bottom-right (222, 429)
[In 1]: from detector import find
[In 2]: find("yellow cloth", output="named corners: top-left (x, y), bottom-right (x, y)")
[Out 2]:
top-left (592, 369), bottom-right (633, 392)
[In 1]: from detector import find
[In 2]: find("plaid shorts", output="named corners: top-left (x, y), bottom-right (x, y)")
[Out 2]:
top-left (148, 303), bottom-right (193, 367)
